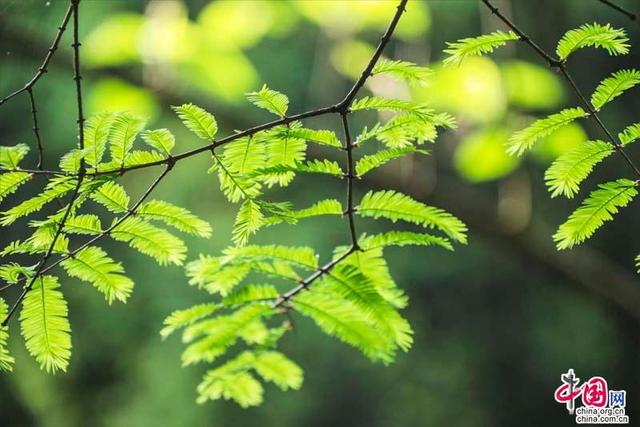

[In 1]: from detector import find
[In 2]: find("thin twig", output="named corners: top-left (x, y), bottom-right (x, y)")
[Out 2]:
top-left (597, 0), bottom-right (637, 22)
top-left (341, 113), bottom-right (360, 250)
top-left (0, 3), bottom-right (74, 106)
top-left (26, 89), bottom-right (45, 169)
top-left (482, 0), bottom-right (640, 181)
top-left (2, 0), bottom-right (85, 326)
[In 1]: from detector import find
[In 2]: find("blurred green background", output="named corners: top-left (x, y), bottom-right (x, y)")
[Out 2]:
top-left (1, 0), bottom-right (640, 426)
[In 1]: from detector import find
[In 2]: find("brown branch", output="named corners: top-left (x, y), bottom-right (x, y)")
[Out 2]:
top-left (2, 0), bottom-right (85, 326)
top-left (597, 0), bottom-right (638, 22)
top-left (0, 3), bottom-right (73, 106)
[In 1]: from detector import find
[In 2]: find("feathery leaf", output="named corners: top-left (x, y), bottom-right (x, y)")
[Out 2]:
top-left (556, 23), bottom-right (629, 60)
top-left (591, 69), bottom-right (640, 110)
top-left (173, 103), bottom-right (218, 140)
top-left (0, 299), bottom-right (15, 371)
top-left (0, 172), bottom-right (32, 203)
top-left (161, 303), bottom-right (218, 339)
top-left (293, 291), bottom-right (394, 363)
top-left (253, 351), bottom-right (303, 391)
top-left (64, 214), bottom-right (102, 235)
top-left (84, 112), bottom-right (116, 167)
top-left (507, 107), bottom-right (587, 156)
top-left (554, 178), bottom-right (638, 249)
top-left (0, 143), bottom-right (30, 169)
top-left (358, 190), bottom-right (467, 243)
top-left (246, 84), bottom-right (289, 117)
top-left (137, 200), bottom-right (212, 238)
top-left (272, 125), bottom-right (341, 148)
top-left (141, 128), bottom-right (175, 156)
top-left (108, 112), bottom-right (145, 166)
top-left (443, 30), bottom-right (519, 65)
top-left (1, 176), bottom-right (76, 226)
top-left (372, 58), bottom-right (432, 85)
top-left (233, 199), bottom-right (265, 246)
top-left (61, 246), bottom-right (134, 304)
top-left (110, 217), bottom-right (187, 265)
top-left (186, 255), bottom-right (251, 296)
top-left (544, 140), bottom-right (613, 198)
top-left (223, 244), bottom-right (318, 270)
top-left (20, 276), bottom-right (71, 373)
top-left (356, 147), bottom-right (427, 176)
top-left (359, 231), bottom-right (453, 251)
top-left (618, 122), bottom-right (640, 146)
top-left (91, 181), bottom-right (130, 213)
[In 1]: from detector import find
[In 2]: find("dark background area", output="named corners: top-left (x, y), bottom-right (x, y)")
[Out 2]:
top-left (1, 1), bottom-right (639, 426)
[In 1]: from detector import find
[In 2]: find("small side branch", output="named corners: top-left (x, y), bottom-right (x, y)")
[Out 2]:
top-left (597, 0), bottom-right (638, 22)
top-left (0, 3), bottom-right (74, 106)
top-left (26, 89), bottom-right (45, 169)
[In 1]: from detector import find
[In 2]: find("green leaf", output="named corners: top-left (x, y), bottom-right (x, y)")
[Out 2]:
top-left (186, 256), bottom-right (251, 296)
top-left (273, 124), bottom-right (341, 148)
top-left (0, 298), bottom-right (15, 371)
top-left (246, 84), bottom-right (289, 117)
top-left (59, 148), bottom-right (87, 173)
top-left (161, 303), bottom-right (218, 339)
top-left (318, 263), bottom-right (413, 351)
top-left (223, 244), bottom-right (318, 270)
top-left (507, 107), bottom-right (587, 156)
top-left (251, 159), bottom-right (343, 180)
top-left (359, 231), bottom-right (453, 251)
top-left (223, 284), bottom-right (279, 307)
top-left (122, 150), bottom-right (165, 167)
top-left (372, 58), bottom-right (431, 85)
top-left (222, 136), bottom-right (267, 176)
top-left (233, 199), bottom-right (265, 246)
top-left (173, 103), bottom-right (218, 140)
top-left (137, 200), bottom-right (212, 238)
top-left (358, 190), bottom-right (467, 243)
top-left (182, 305), bottom-right (270, 365)
top-left (0, 143), bottom-right (30, 169)
top-left (618, 122), bottom-right (640, 146)
top-left (291, 199), bottom-right (343, 219)
top-left (91, 181), bottom-right (130, 213)
top-left (261, 130), bottom-right (307, 187)
top-left (197, 353), bottom-right (264, 406)
top-left (591, 69), bottom-right (640, 110)
top-left (64, 214), bottom-right (103, 235)
top-left (84, 112), bottom-right (117, 167)
top-left (0, 172), bottom-right (32, 203)
top-left (554, 178), bottom-right (638, 249)
top-left (209, 155), bottom-right (262, 203)
top-left (110, 217), bottom-right (187, 265)
top-left (351, 97), bottom-right (433, 119)
top-left (556, 23), bottom-right (629, 60)
top-left (20, 276), bottom-right (72, 373)
top-left (141, 129), bottom-right (175, 155)
top-left (356, 147), bottom-right (427, 176)
top-left (1, 176), bottom-right (77, 226)
top-left (61, 246), bottom-right (134, 304)
top-left (544, 140), bottom-right (613, 198)
top-left (372, 113), bottom-right (454, 148)
top-left (108, 112), bottom-right (146, 166)
top-left (293, 291), bottom-right (394, 363)
top-left (443, 30), bottom-right (519, 65)
top-left (254, 351), bottom-right (303, 390)
top-left (0, 263), bottom-right (34, 284)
